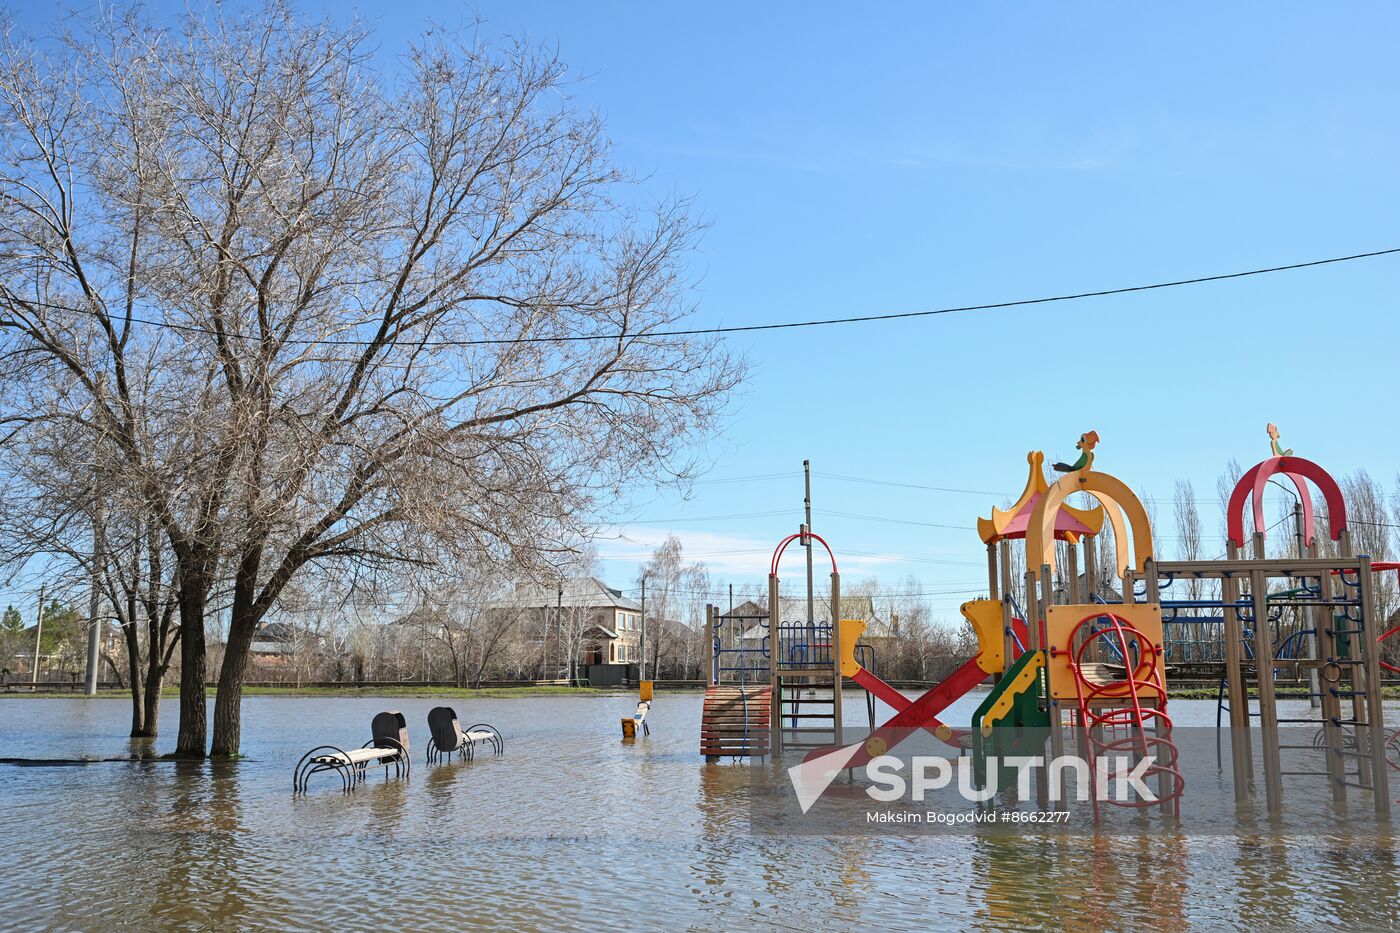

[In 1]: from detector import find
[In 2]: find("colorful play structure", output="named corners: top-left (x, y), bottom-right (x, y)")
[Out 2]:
top-left (701, 426), bottom-right (1394, 820)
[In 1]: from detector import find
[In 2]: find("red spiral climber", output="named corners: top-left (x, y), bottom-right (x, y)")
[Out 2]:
top-left (1064, 611), bottom-right (1184, 819)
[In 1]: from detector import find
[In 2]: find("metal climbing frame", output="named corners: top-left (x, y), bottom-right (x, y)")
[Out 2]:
top-left (707, 606), bottom-right (770, 686)
top-left (703, 604), bottom-right (770, 759)
top-left (1152, 553), bottom-right (1391, 816)
top-left (767, 530), bottom-right (843, 758)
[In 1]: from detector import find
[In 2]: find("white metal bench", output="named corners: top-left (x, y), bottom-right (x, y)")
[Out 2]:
top-left (294, 711), bottom-right (411, 794)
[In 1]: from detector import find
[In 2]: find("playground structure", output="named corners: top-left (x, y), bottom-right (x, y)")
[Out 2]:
top-left (621, 681), bottom-right (654, 739)
top-left (699, 462), bottom-right (1047, 771)
top-left (701, 529), bottom-right (846, 761)
top-left (703, 426), bottom-right (1396, 820)
top-left (1148, 434), bottom-right (1391, 815)
top-left (699, 449), bottom-right (1187, 818)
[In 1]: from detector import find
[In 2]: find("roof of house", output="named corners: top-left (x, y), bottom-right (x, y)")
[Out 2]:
top-left (720, 600), bottom-right (767, 619)
top-left (492, 577), bottom-right (641, 612)
top-left (1051, 573), bottom-right (1123, 604)
top-left (581, 622), bottom-right (619, 640)
top-left (17, 619), bottom-right (121, 638)
top-left (254, 621), bottom-right (300, 643)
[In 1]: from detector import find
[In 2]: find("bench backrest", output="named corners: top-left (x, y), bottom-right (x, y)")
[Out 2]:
top-left (427, 706), bottom-right (462, 750)
top-left (371, 710), bottom-right (410, 751)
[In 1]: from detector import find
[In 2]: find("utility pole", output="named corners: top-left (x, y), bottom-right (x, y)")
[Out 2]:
top-left (84, 381), bottom-right (104, 696)
top-left (84, 504), bottom-right (104, 695)
top-left (728, 583), bottom-right (733, 615)
top-left (555, 582), bottom-right (564, 682)
top-left (1293, 501), bottom-right (1305, 559)
top-left (30, 584), bottom-right (45, 688)
top-left (804, 459), bottom-right (815, 631)
top-left (1296, 500), bottom-right (1322, 708)
top-left (639, 573), bottom-right (647, 681)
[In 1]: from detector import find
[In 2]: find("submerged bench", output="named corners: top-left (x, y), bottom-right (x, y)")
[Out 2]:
top-left (426, 706), bottom-right (504, 764)
top-left (293, 710), bottom-right (411, 794)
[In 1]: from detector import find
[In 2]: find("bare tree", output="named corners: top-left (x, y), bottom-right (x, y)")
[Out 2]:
top-left (1173, 479), bottom-right (1203, 602)
top-left (1216, 458), bottom-right (1243, 548)
top-left (638, 535), bottom-right (708, 679)
top-left (0, 5), bottom-right (741, 755)
top-left (1345, 470), bottom-right (1395, 624)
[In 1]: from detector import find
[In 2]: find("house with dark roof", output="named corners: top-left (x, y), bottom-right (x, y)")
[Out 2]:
top-left (490, 577), bottom-right (644, 681)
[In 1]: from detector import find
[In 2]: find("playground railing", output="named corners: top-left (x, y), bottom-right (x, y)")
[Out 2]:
top-left (775, 620), bottom-right (834, 670)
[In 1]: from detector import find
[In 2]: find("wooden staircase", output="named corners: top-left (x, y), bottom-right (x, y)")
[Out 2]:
top-left (700, 685), bottom-right (771, 758)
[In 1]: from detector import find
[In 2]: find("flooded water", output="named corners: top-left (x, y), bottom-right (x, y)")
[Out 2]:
top-left (2, 691), bottom-right (1399, 930)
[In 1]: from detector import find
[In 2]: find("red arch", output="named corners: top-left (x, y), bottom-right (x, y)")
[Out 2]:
top-left (770, 531), bottom-right (838, 576)
top-left (1226, 456), bottom-right (1346, 548)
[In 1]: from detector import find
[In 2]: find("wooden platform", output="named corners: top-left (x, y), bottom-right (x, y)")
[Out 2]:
top-left (701, 685), bottom-right (772, 758)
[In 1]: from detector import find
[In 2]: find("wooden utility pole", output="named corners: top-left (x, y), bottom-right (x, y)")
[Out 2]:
top-left (555, 583), bottom-right (563, 681)
top-left (30, 584), bottom-right (45, 687)
top-left (85, 505), bottom-right (104, 695)
top-left (803, 460), bottom-right (815, 629)
top-left (639, 573), bottom-right (647, 681)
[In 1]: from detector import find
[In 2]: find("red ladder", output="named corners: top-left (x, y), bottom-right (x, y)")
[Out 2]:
top-left (1064, 610), bottom-right (1184, 819)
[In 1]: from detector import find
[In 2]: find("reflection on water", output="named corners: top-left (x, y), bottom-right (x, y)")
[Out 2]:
top-left (1, 694), bottom-right (1399, 930)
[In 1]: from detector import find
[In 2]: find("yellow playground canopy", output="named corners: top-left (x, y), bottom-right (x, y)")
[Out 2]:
top-left (977, 451), bottom-right (1105, 545)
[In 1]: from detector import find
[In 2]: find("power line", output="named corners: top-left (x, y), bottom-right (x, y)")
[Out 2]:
top-left (818, 508), bottom-right (973, 532)
top-left (607, 505), bottom-right (972, 531)
top-left (692, 471), bottom-right (800, 486)
top-left (840, 548), bottom-right (986, 568)
top-left (608, 509), bottom-right (791, 525)
top-left (34, 246), bottom-right (1400, 347)
top-left (815, 472), bottom-right (1011, 497)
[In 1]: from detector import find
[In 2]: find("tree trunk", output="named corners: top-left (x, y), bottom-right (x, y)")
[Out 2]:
top-left (210, 540), bottom-right (269, 758)
top-left (139, 668), bottom-right (162, 737)
top-left (121, 620), bottom-right (145, 737)
top-left (211, 616), bottom-right (257, 757)
top-left (174, 577), bottom-right (208, 757)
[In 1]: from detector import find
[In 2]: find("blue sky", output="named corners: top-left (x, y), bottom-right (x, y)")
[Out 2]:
top-left (21, 3), bottom-right (1400, 620)
top-left (437, 3), bottom-right (1398, 616)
